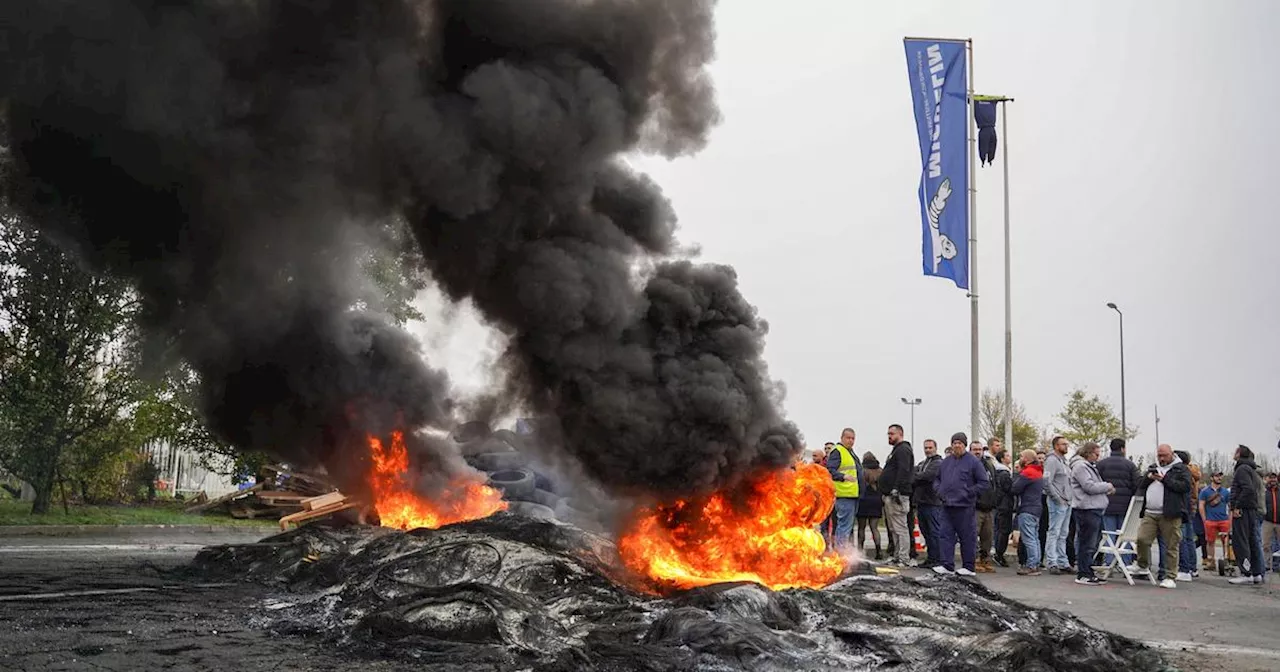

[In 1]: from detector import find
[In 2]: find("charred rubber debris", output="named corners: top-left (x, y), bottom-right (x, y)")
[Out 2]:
top-left (193, 515), bottom-right (1166, 671)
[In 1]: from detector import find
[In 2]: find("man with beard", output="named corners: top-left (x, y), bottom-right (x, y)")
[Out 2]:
top-left (932, 432), bottom-right (990, 576)
top-left (1227, 445), bottom-right (1265, 585)
top-left (880, 424), bottom-right (915, 566)
top-left (913, 439), bottom-right (944, 568)
top-left (1199, 471), bottom-right (1231, 572)
top-left (1043, 436), bottom-right (1074, 574)
top-left (1134, 444), bottom-right (1192, 588)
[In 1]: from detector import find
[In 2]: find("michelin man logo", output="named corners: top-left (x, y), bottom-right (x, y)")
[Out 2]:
top-left (927, 177), bottom-right (958, 272)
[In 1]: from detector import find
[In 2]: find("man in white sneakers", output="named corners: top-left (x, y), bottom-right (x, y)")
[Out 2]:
top-left (1133, 444), bottom-right (1192, 588)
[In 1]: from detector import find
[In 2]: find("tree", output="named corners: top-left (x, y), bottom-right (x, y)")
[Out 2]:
top-left (358, 218), bottom-right (429, 325)
top-left (977, 388), bottom-right (1040, 455)
top-left (0, 217), bottom-right (144, 513)
top-left (1053, 388), bottom-right (1135, 448)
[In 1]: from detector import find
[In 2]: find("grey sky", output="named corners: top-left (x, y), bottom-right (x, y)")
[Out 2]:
top-left (418, 0), bottom-right (1279, 464)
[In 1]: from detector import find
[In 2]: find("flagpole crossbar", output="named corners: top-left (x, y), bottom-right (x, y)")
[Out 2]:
top-left (903, 36), bottom-right (972, 44)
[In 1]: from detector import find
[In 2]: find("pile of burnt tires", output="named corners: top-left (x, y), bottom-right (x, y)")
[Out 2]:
top-left (451, 421), bottom-right (600, 531)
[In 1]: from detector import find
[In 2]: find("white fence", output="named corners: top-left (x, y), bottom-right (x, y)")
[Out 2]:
top-left (144, 441), bottom-right (239, 499)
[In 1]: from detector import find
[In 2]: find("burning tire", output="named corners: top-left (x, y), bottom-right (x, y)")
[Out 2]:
top-left (471, 451), bottom-right (527, 472)
top-left (450, 420), bottom-right (492, 444)
top-left (506, 501), bottom-right (556, 520)
top-left (487, 468), bottom-right (535, 500)
top-left (491, 428), bottom-right (524, 449)
top-left (519, 487), bottom-right (560, 509)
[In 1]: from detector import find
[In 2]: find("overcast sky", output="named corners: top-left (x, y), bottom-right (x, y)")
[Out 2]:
top-left (421, 0), bottom-right (1280, 464)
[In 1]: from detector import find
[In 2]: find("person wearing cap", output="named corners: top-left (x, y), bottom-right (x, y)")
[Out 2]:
top-left (1199, 470), bottom-right (1231, 569)
top-left (932, 432), bottom-right (991, 576)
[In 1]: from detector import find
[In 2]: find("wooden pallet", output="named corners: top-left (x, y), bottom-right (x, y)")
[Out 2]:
top-left (278, 495), bottom-right (363, 530)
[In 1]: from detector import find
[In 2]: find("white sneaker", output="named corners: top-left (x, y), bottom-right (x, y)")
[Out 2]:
top-left (1229, 576), bottom-right (1253, 585)
top-left (955, 568), bottom-right (976, 577)
top-left (932, 565), bottom-right (954, 575)
top-left (1158, 578), bottom-right (1176, 589)
top-left (1253, 575), bottom-right (1265, 584)
top-left (1130, 565), bottom-right (1150, 577)
top-left (1175, 572), bottom-right (1193, 582)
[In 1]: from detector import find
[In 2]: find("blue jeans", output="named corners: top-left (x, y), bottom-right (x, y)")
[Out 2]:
top-left (1017, 512), bottom-right (1042, 569)
top-left (1255, 516), bottom-right (1267, 577)
top-left (1179, 520), bottom-right (1197, 574)
top-left (1073, 509), bottom-right (1103, 579)
top-left (918, 504), bottom-right (943, 565)
top-left (1046, 498), bottom-right (1072, 569)
top-left (1101, 513), bottom-right (1133, 564)
top-left (833, 497), bottom-right (858, 550)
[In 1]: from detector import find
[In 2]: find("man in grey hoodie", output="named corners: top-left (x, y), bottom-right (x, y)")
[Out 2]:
top-left (1042, 436), bottom-right (1074, 573)
top-left (1069, 442), bottom-right (1116, 585)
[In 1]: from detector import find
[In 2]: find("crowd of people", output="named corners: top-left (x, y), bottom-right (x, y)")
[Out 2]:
top-left (812, 427), bottom-right (1280, 587)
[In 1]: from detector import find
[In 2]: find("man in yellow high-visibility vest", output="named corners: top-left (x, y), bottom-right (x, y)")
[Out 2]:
top-left (825, 427), bottom-right (864, 551)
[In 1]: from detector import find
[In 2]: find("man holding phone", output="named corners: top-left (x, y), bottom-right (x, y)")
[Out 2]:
top-left (1133, 444), bottom-right (1192, 588)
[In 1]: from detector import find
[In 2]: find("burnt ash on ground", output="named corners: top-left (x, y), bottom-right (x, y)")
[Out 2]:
top-left (191, 513), bottom-right (1167, 672)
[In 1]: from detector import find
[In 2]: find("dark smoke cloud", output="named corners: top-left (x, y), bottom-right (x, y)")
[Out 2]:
top-left (1, 0), bottom-right (800, 500)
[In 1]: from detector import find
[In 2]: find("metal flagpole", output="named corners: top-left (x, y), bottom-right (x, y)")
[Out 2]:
top-left (1001, 99), bottom-right (1014, 455)
top-left (967, 39), bottom-right (980, 442)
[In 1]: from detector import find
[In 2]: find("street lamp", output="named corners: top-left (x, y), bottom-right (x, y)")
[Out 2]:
top-left (1106, 302), bottom-right (1126, 437)
top-left (900, 397), bottom-right (923, 447)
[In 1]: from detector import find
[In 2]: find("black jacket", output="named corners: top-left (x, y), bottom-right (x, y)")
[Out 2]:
top-left (975, 458), bottom-right (1001, 511)
top-left (991, 464), bottom-right (1014, 512)
top-left (913, 454), bottom-right (942, 506)
top-left (879, 441), bottom-right (915, 496)
top-left (1138, 460), bottom-right (1192, 520)
top-left (1265, 485), bottom-right (1279, 524)
top-left (1096, 451), bottom-right (1142, 516)
top-left (1230, 459), bottom-right (1261, 510)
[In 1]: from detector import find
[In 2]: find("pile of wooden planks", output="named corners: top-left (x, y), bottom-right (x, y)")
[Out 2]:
top-left (184, 464), bottom-right (339, 519)
top-left (278, 491), bottom-right (366, 530)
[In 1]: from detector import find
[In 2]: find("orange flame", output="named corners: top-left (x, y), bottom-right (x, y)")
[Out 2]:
top-left (367, 431), bottom-right (507, 530)
top-left (617, 463), bottom-right (845, 592)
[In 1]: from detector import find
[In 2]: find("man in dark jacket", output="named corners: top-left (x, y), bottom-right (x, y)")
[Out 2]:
top-left (932, 432), bottom-right (990, 576)
top-left (913, 439), bottom-right (944, 568)
top-left (1134, 444), bottom-right (1192, 588)
top-left (990, 442), bottom-right (1015, 568)
top-left (1262, 471), bottom-right (1279, 574)
top-left (1097, 438), bottom-right (1142, 565)
top-left (1228, 445), bottom-right (1265, 584)
top-left (880, 424), bottom-right (915, 566)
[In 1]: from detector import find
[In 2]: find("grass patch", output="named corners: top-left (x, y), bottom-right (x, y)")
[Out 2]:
top-left (0, 500), bottom-right (277, 527)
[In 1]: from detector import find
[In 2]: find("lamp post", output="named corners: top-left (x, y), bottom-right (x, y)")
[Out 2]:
top-left (1106, 302), bottom-right (1126, 437)
top-left (901, 397), bottom-right (923, 447)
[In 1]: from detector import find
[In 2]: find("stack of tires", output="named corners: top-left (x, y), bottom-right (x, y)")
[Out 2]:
top-left (452, 421), bottom-right (595, 528)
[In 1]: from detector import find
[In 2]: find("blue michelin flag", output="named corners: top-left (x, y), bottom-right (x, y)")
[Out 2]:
top-left (904, 39), bottom-right (969, 289)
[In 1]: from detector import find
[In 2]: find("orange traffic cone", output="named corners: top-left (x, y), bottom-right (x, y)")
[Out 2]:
top-left (912, 522), bottom-right (926, 554)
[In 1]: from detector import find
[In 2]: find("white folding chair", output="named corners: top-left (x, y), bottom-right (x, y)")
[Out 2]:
top-left (1097, 495), bottom-right (1153, 586)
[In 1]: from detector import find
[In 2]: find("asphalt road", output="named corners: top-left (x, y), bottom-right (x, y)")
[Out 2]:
top-left (904, 563), bottom-right (1280, 672)
top-left (2, 530), bottom-right (1276, 671)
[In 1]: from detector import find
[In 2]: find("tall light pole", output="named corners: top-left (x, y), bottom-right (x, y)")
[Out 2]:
top-left (1106, 302), bottom-right (1126, 437)
top-left (901, 397), bottom-right (923, 447)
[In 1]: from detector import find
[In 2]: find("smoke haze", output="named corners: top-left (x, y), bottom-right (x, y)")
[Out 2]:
top-left (1, 0), bottom-right (799, 499)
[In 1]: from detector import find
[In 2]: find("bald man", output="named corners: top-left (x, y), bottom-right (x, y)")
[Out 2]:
top-left (1134, 444), bottom-right (1192, 588)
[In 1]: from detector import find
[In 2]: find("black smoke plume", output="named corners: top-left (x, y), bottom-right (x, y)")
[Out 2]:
top-left (1, 0), bottom-right (800, 500)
